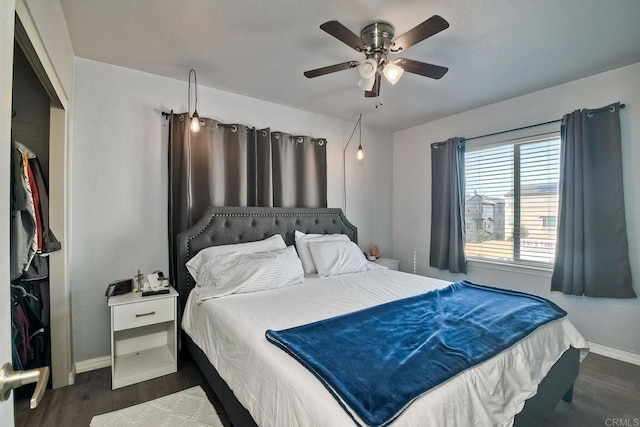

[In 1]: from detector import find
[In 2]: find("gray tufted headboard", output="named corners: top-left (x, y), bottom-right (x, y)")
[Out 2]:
top-left (175, 206), bottom-right (357, 310)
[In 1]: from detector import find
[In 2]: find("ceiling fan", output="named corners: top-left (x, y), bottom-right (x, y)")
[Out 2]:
top-left (304, 16), bottom-right (449, 98)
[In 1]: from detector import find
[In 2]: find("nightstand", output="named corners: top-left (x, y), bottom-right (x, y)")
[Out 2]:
top-left (375, 257), bottom-right (399, 271)
top-left (108, 287), bottom-right (178, 389)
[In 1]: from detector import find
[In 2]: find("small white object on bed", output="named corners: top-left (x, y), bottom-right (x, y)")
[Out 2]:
top-left (182, 267), bottom-right (587, 427)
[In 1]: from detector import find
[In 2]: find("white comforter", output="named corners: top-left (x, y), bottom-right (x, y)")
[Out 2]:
top-left (182, 269), bottom-right (587, 427)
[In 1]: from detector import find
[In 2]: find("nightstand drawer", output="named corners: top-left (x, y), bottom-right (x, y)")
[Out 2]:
top-left (112, 297), bottom-right (174, 331)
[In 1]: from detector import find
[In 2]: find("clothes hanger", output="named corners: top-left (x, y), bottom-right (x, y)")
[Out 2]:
top-left (11, 284), bottom-right (38, 301)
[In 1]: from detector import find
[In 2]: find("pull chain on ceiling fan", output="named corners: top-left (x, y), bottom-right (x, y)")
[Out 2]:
top-left (304, 15), bottom-right (449, 98)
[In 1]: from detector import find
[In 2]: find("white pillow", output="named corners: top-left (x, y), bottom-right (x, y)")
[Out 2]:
top-left (308, 240), bottom-right (369, 278)
top-left (193, 246), bottom-right (304, 302)
top-left (187, 234), bottom-right (286, 281)
top-left (294, 230), bottom-right (350, 274)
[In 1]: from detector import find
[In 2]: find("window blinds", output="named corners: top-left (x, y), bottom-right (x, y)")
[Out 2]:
top-left (464, 135), bottom-right (561, 266)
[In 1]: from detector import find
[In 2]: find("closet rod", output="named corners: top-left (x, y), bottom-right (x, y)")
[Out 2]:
top-left (465, 103), bottom-right (625, 142)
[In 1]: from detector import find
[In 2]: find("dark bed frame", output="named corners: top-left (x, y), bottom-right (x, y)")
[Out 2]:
top-left (175, 206), bottom-right (578, 427)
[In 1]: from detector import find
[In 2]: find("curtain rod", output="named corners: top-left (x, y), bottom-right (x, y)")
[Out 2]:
top-left (161, 111), bottom-right (238, 130)
top-left (161, 110), bottom-right (326, 142)
top-left (465, 103), bottom-right (625, 142)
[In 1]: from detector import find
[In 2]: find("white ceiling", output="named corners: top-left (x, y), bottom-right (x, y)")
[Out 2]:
top-left (60, 0), bottom-right (640, 132)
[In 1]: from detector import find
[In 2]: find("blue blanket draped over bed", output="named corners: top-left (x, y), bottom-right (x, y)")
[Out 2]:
top-left (265, 280), bottom-right (567, 427)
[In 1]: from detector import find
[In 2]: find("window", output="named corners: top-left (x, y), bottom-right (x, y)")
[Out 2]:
top-left (464, 134), bottom-right (560, 266)
top-left (541, 216), bottom-right (557, 228)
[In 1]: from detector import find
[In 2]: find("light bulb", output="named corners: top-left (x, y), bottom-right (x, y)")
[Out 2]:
top-left (383, 62), bottom-right (404, 85)
top-left (190, 111), bottom-right (200, 132)
top-left (357, 145), bottom-right (364, 160)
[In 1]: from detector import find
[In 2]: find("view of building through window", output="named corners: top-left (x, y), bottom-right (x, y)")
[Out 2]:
top-left (464, 135), bottom-right (561, 266)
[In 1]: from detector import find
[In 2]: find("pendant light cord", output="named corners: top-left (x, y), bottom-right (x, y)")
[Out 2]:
top-left (188, 69), bottom-right (198, 115)
top-left (343, 114), bottom-right (362, 214)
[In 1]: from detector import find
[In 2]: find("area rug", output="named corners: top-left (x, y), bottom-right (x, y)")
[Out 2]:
top-left (90, 386), bottom-right (223, 427)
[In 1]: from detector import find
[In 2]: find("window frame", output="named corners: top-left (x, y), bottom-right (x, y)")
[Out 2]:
top-left (463, 131), bottom-right (561, 269)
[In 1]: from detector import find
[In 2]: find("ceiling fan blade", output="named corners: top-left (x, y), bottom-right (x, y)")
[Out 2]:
top-left (391, 15), bottom-right (449, 52)
top-left (393, 58), bottom-right (448, 79)
top-left (304, 61), bottom-right (359, 78)
top-left (364, 74), bottom-right (381, 97)
top-left (320, 21), bottom-right (365, 52)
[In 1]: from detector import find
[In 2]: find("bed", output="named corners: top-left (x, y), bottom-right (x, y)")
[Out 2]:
top-left (176, 206), bottom-right (586, 427)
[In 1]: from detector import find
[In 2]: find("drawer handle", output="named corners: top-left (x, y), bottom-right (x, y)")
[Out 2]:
top-left (135, 311), bottom-right (156, 318)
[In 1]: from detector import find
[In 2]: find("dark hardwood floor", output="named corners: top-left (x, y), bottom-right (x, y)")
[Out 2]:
top-left (14, 352), bottom-right (640, 426)
top-left (14, 353), bottom-right (229, 427)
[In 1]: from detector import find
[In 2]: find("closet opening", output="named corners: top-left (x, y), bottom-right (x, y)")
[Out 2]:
top-left (11, 38), bottom-right (55, 402)
top-left (10, 13), bottom-right (72, 406)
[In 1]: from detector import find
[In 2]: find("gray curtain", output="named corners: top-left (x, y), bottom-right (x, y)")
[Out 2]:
top-left (551, 103), bottom-right (635, 298)
top-left (271, 132), bottom-right (327, 208)
top-left (168, 113), bottom-right (327, 280)
top-left (430, 137), bottom-right (466, 273)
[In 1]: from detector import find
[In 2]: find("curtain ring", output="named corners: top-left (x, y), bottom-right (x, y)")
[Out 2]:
top-left (261, 130), bottom-right (267, 137)
top-left (274, 133), bottom-right (280, 139)
top-left (318, 139), bottom-right (325, 146)
top-left (231, 125), bottom-right (237, 132)
top-left (296, 137), bottom-right (303, 143)
top-left (178, 115), bottom-right (184, 122)
top-left (587, 111), bottom-right (594, 118)
top-left (609, 105), bottom-right (616, 113)
top-left (215, 123), bottom-right (221, 129)
top-left (433, 143), bottom-right (440, 149)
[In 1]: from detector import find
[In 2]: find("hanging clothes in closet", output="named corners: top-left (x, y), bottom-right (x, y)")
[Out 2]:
top-left (10, 284), bottom-right (45, 371)
top-left (11, 140), bottom-right (60, 280)
top-left (9, 139), bottom-right (61, 385)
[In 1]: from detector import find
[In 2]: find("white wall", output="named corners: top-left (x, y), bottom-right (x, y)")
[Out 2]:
top-left (393, 62), bottom-right (640, 355)
top-left (70, 58), bottom-right (393, 362)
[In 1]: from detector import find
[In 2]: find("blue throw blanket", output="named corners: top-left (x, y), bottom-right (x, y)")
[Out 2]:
top-left (266, 280), bottom-right (567, 427)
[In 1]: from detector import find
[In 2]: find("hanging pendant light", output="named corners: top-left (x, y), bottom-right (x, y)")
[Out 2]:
top-left (190, 111), bottom-right (200, 132)
top-left (188, 69), bottom-right (200, 132)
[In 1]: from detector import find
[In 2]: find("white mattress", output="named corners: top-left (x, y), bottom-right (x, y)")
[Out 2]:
top-left (182, 269), bottom-right (587, 427)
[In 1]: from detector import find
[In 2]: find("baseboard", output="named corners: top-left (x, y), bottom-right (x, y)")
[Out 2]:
top-left (75, 356), bottom-right (111, 374)
top-left (587, 341), bottom-right (640, 366)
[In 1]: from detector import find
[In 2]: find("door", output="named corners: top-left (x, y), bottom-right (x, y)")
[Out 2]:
top-left (1, 0), bottom-right (17, 425)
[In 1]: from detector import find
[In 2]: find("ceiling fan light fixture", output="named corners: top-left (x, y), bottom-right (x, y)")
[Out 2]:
top-left (358, 76), bottom-right (376, 91)
top-left (383, 62), bottom-right (404, 85)
top-left (358, 58), bottom-right (377, 79)
top-left (357, 58), bottom-right (378, 91)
